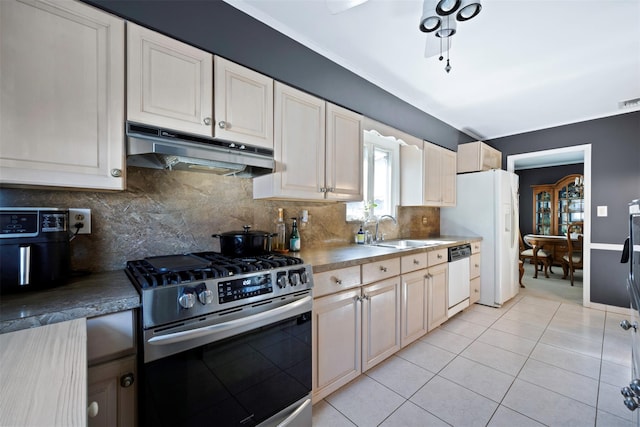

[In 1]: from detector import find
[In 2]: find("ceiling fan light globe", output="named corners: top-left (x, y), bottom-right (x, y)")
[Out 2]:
top-left (435, 16), bottom-right (457, 38)
top-left (420, 16), bottom-right (441, 32)
top-left (436, 0), bottom-right (461, 16)
top-left (436, 28), bottom-right (456, 38)
top-left (456, 0), bottom-right (481, 21)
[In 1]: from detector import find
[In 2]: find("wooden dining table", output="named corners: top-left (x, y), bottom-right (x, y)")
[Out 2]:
top-left (523, 234), bottom-right (580, 278)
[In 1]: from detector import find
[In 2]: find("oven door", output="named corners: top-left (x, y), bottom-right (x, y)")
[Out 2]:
top-left (139, 295), bottom-right (312, 427)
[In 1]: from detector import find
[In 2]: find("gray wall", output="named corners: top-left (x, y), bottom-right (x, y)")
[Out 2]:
top-left (84, 0), bottom-right (472, 150)
top-left (489, 111), bottom-right (640, 307)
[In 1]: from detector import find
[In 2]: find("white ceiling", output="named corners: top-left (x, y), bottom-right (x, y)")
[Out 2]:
top-left (223, 0), bottom-right (640, 140)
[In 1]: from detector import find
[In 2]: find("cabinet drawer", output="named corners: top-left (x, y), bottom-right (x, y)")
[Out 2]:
top-left (87, 310), bottom-right (136, 365)
top-left (401, 252), bottom-right (428, 274)
top-left (427, 249), bottom-right (447, 266)
top-left (471, 241), bottom-right (482, 254)
top-left (470, 277), bottom-right (481, 304)
top-left (313, 266), bottom-right (361, 298)
top-left (470, 253), bottom-right (481, 279)
top-left (362, 258), bottom-right (401, 284)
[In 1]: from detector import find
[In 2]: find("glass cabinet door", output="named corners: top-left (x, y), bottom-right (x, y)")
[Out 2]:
top-left (556, 175), bottom-right (584, 235)
top-left (533, 186), bottom-right (554, 235)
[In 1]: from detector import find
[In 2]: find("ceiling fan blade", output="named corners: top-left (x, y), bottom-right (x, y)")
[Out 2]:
top-left (326, 0), bottom-right (368, 14)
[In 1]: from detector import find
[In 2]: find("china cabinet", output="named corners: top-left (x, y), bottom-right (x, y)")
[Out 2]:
top-left (531, 174), bottom-right (584, 236)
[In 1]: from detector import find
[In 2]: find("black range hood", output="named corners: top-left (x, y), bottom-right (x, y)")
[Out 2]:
top-left (126, 122), bottom-right (274, 178)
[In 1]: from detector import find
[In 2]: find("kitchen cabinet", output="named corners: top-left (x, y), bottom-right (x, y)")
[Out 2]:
top-left (361, 276), bottom-right (401, 372)
top-left (0, 0), bottom-right (125, 190)
top-left (400, 269), bottom-right (428, 348)
top-left (401, 140), bottom-right (456, 206)
top-left (127, 22), bottom-right (213, 136)
top-left (457, 141), bottom-right (502, 173)
top-left (213, 56), bottom-right (274, 149)
top-left (470, 242), bottom-right (481, 305)
top-left (532, 174), bottom-right (584, 236)
top-left (312, 257), bottom-right (400, 402)
top-left (87, 310), bottom-right (137, 427)
top-left (253, 82), bottom-right (363, 201)
top-left (427, 249), bottom-right (449, 331)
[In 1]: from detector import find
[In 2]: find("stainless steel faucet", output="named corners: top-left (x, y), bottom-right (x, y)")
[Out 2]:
top-left (374, 214), bottom-right (397, 242)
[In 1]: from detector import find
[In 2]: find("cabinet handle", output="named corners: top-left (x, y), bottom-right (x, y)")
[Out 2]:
top-left (379, 266), bottom-right (388, 272)
top-left (87, 401), bottom-right (99, 418)
top-left (203, 117), bottom-right (212, 126)
top-left (110, 168), bottom-right (122, 178)
top-left (217, 120), bottom-right (226, 128)
top-left (621, 320), bottom-right (638, 331)
top-left (413, 259), bottom-right (420, 265)
top-left (475, 264), bottom-right (480, 268)
top-left (120, 373), bottom-right (135, 388)
top-left (362, 294), bottom-right (370, 301)
top-left (334, 278), bottom-right (343, 285)
top-left (320, 187), bottom-right (327, 193)
top-left (437, 254), bottom-right (443, 259)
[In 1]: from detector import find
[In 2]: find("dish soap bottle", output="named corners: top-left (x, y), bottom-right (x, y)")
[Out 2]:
top-left (356, 224), bottom-right (365, 244)
top-left (274, 208), bottom-right (287, 252)
top-left (289, 218), bottom-right (301, 252)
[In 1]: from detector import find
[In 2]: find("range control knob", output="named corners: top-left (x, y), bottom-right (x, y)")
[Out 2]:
top-left (178, 288), bottom-right (196, 309)
top-left (290, 272), bottom-right (301, 286)
top-left (277, 272), bottom-right (289, 289)
top-left (197, 286), bottom-right (214, 305)
top-left (300, 270), bottom-right (309, 284)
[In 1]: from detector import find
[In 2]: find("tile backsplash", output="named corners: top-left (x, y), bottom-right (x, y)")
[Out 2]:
top-left (0, 167), bottom-right (440, 272)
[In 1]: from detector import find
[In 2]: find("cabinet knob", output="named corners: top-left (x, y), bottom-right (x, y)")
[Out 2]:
top-left (334, 278), bottom-right (342, 285)
top-left (120, 373), bottom-right (135, 388)
top-left (203, 117), bottom-right (212, 126)
top-left (218, 120), bottom-right (226, 128)
top-left (413, 259), bottom-right (420, 265)
top-left (437, 254), bottom-right (443, 259)
top-left (379, 266), bottom-right (388, 272)
top-left (110, 168), bottom-right (122, 178)
top-left (87, 401), bottom-right (99, 418)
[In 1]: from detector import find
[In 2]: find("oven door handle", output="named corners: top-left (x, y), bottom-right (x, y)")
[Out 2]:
top-left (277, 398), bottom-right (311, 427)
top-left (147, 295), bottom-right (312, 346)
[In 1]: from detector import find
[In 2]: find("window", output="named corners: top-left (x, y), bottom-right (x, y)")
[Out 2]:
top-left (346, 130), bottom-right (400, 221)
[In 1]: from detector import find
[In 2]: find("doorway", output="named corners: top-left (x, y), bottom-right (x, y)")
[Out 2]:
top-left (506, 144), bottom-right (592, 307)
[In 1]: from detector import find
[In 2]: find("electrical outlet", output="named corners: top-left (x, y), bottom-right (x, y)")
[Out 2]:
top-left (69, 208), bottom-right (91, 234)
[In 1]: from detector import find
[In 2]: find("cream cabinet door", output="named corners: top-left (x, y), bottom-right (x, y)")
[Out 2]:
top-left (0, 0), bottom-right (125, 190)
top-left (325, 103), bottom-right (363, 201)
top-left (401, 270), bottom-right (428, 348)
top-left (427, 263), bottom-right (448, 331)
top-left (312, 288), bottom-right (361, 403)
top-left (361, 277), bottom-right (401, 372)
top-left (127, 22), bottom-right (213, 136)
top-left (88, 355), bottom-right (136, 427)
top-left (213, 56), bottom-right (273, 150)
top-left (269, 82), bottom-right (326, 199)
top-left (423, 142), bottom-right (457, 206)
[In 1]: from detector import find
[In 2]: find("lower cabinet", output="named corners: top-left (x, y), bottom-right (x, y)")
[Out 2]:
top-left (400, 269), bottom-right (428, 348)
top-left (427, 263), bottom-right (449, 331)
top-left (470, 242), bottom-right (482, 305)
top-left (88, 356), bottom-right (136, 427)
top-left (87, 310), bottom-right (137, 427)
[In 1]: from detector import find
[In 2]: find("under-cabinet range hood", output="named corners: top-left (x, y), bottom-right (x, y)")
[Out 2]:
top-left (126, 122), bottom-right (274, 177)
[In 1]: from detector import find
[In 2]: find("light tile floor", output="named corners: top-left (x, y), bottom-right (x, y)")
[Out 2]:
top-left (312, 266), bottom-right (635, 426)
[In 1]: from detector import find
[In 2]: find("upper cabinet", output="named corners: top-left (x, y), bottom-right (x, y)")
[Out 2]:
top-left (126, 23), bottom-right (213, 136)
top-left (457, 141), bottom-right (502, 173)
top-left (127, 24), bottom-right (274, 150)
top-left (253, 82), bottom-right (362, 201)
top-left (213, 56), bottom-right (274, 150)
top-left (401, 140), bottom-right (456, 207)
top-left (0, 0), bottom-right (125, 190)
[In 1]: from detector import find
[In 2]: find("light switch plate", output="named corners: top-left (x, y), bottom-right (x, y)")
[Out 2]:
top-left (597, 206), bottom-right (608, 217)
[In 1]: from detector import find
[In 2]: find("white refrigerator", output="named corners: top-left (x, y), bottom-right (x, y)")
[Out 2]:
top-left (440, 169), bottom-right (520, 307)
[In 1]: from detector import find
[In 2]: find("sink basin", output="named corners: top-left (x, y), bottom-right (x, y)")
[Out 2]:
top-left (372, 239), bottom-right (447, 249)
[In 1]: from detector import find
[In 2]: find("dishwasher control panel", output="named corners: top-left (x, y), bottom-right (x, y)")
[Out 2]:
top-left (448, 244), bottom-right (472, 262)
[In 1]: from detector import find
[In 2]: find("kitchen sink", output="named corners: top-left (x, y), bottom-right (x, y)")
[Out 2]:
top-left (371, 239), bottom-right (448, 249)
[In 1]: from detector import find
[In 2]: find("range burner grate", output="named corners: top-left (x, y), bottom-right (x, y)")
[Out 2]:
top-left (126, 252), bottom-right (304, 289)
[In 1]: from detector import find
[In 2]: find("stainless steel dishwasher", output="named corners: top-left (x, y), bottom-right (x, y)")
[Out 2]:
top-left (447, 244), bottom-right (472, 317)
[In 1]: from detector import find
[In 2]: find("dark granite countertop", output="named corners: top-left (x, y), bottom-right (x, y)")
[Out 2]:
top-left (0, 235), bottom-right (480, 334)
top-left (0, 270), bottom-right (139, 334)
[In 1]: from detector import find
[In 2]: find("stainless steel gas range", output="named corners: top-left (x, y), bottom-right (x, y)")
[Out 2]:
top-left (125, 251), bottom-right (313, 427)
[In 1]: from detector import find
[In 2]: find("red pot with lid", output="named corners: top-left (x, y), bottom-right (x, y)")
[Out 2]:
top-left (212, 225), bottom-right (276, 256)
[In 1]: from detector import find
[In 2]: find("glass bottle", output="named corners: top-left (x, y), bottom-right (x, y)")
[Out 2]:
top-left (274, 208), bottom-right (286, 252)
top-left (289, 218), bottom-right (300, 252)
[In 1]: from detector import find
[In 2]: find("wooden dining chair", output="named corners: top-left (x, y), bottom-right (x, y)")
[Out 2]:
top-left (519, 233), bottom-right (552, 278)
top-left (562, 222), bottom-right (584, 286)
